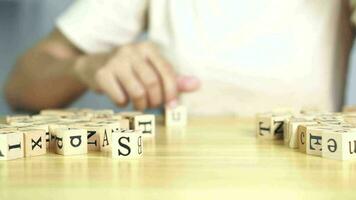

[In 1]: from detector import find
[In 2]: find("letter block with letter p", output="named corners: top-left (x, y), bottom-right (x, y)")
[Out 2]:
top-left (0, 131), bottom-right (24, 160)
top-left (111, 130), bottom-right (143, 159)
top-left (55, 128), bottom-right (87, 156)
top-left (322, 129), bottom-right (356, 160)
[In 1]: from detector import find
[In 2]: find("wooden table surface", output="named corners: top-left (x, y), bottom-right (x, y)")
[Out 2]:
top-left (1, 117), bottom-right (356, 200)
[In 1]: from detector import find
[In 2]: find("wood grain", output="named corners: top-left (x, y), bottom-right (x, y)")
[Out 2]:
top-left (0, 117), bottom-right (356, 200)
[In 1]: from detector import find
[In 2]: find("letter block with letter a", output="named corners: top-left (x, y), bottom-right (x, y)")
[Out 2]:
top-left (20, 128), bottom-right (46, 157)
top-left (55, 128), bottom-right (87, 156)
top-left (96, 122), bottom-right (120, 153)
top-left (111, 130), bottom-right (143, 159)
top-left (0, 131), bottom-right (24, 160)
top-left (322, 129), bottom-right (356, 160)
top-left (256, 113), bottom-right (290, 140)
top-left (165, 105), bottom-right (187, 127)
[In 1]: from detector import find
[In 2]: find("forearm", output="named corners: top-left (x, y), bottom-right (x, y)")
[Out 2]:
top-left (5, 48), bottom-right (87, 112)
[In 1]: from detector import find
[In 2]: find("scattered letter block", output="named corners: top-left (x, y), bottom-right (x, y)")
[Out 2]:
top-left (20, 129), bottom-right (47, 157)
top-left (322, 129), bottom-right (356, 160)
top-left (256, 113), bottom-right (290, 140)
top-left (165, 105), bottom-right (187, 126)
top-left (111, 130), bottom-right (143, 159)
top-left (0, 132), bottom-right (24, 160)
top-left (55, 128), bottom-right (87, 156)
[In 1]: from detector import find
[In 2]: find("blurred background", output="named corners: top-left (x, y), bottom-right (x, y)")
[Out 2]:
top-left (1, 0), bottom-right (356, 114)
top-left (0, 0), bottom-right (132, 114)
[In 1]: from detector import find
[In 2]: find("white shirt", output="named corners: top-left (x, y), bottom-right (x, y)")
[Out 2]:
top-left (57, 0), bottom-right (346, 116)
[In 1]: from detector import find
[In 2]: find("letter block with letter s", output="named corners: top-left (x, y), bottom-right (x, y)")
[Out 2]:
top-left (111, 130), bottom-right (143, 159)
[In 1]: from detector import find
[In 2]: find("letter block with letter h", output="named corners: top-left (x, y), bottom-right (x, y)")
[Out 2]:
top-left (55, 128), bottom-right (88, 156)
top-left (322, 129), bottom-right (356, 160)
top-left (256, 113), bottom-right (290, 140)
top-left (0, 131), bottom-right (24, 160)
top-left (111, 130), bottom-right (143, 159)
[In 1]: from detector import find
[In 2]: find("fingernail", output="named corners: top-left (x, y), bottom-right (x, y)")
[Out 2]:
top-left (167, 100), bottom-right (178, 109)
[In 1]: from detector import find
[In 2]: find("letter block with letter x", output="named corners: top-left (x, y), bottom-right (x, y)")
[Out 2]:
top-left (256, 113), bottom-right (290, 140)
top-left (322, 129), bottom-right (356, 160)
top-left (19, 128), bottom-right (47, 157)
top-left (55, 128), bottom-right (87, 156)
top-left (0, 131), bottom-right (24, 160)
top-left (111, 130), bottom-right (143, 159)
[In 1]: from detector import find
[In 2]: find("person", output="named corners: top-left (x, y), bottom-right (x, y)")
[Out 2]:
top-left (4, 0), bottom-right (354, 116)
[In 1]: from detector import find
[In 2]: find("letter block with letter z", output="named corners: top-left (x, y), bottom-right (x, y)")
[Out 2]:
top-left (0, 131), bottom-right (24, 160)
top-left (111, 130), bottom-right (143, 159)
top-left (256, 114), bottom-right (290, 140)
top-left (322, 129), bottom-right (356, 160)
top-left (55, 128), bottom-right (88, 156)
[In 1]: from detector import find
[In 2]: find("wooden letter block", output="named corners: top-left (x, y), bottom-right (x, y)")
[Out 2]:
top-left (95, 121), bottom-right (121, 152)
top-left (111, 130), bottom-right (143, 159)
top-left (322, 129), bottom-right (356, 160)
top-left (165, 105), bottom-right (187, 126)
top-left (55, 128), bottom-right (87, 156)
top-left (0, 132), bottom-right (24, 160)
top-left (287, 119), bottom-right (317, 149)
top-left (134, 114), bottom-right (155, 137)
top-left (21, 129), bottom-right (46, 157)
top-left (305, 126), bottom-right (330, 156)
top-left (73, 123), bottom-right (106, 151)
top-left (256, 114), bottom-right (290, 140)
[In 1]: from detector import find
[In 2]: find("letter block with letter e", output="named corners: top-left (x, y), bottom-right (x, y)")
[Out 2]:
top-left (322, 129), bottom-right (356, 160)
top-left (111, 130), bottom-right (143, 159)
top-left (20, 128), bottom-right (46, 157)
top-left (55, 128), bottom-right (87, 156)
top-left (256, 113), bottom-right (290, 140)
top-left (0, 131), bottom-right (24, 160)
top-left (165, 105), bottom-right (187, 127)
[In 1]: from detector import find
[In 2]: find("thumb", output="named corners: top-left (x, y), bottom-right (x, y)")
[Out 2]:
top-left (177, 75), bottom-right (201, 93)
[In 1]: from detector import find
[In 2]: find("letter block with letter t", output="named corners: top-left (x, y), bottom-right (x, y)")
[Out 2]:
top-left (322, 129), bottom-right (356, 160)
top-left (19, 128), bottom-right (46, 157)
top-left (256, 113), bottom-right (290, 140)
top-left (111, 130), bottom-right (143, 159)
top-left (0, 131), bottom-right (24, 160)
top-left (55, 128), bottom-right (87, 156)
